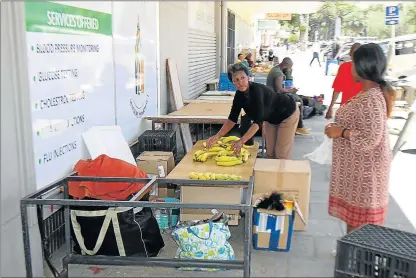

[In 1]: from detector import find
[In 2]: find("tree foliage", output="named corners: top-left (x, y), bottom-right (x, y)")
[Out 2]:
top-left (284, 1), bottom-right (416, 41)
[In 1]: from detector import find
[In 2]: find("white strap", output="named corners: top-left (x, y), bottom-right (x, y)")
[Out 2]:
top-left (71, 208), bottom-right (115, 256)
top-left (111, 212), bottom-right (126, 256)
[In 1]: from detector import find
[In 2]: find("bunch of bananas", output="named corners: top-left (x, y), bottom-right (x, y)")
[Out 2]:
top-left (189, 172), bottom-right (242, 181)
top-left (192, 136), bottom-right (252, 166)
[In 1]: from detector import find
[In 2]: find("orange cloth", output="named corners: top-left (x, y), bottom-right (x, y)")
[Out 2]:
top-left (69, 154), bottom-right (148, 200)
top-left (332, 62), bottom-right (363, 104)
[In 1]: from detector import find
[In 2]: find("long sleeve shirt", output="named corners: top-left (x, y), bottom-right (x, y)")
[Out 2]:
top-left (228, 82), bottom-right (296, 126)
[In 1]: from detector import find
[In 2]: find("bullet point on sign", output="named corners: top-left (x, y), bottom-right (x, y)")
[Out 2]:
top-left (35, 103), bottom-right (38, 109)
top-left (33, 76), bottom-right (36, 81)
top-left (31, 46), bottom-right (34, 51)
top-left (36, 131), bottom-right (40, 136)
top-left (38, 159), bottom-right (41, 164)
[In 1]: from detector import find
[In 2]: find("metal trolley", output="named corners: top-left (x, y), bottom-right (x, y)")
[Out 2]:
top-left (20, 175), bottom-right (254, 277)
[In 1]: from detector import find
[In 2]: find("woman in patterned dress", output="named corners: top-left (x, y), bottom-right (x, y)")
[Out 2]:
top-left (324, 43), bottom-right (395, 233)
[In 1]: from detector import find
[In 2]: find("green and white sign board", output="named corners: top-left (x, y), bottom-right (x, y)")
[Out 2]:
top-left (25, 1), bottom-right (115, 189)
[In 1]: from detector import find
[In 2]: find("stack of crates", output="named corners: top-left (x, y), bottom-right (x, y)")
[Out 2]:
top-left (218, 72), bottom-right (236, 91)
top-left (137, 130), bottom-right (177, 158)
top-left (334, 224), bottom-right (416, 277)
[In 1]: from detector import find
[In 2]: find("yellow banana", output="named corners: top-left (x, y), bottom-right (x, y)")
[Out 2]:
top-left (216, 156), bottom-right (239, 162)
top-left (243, 144), bottom-right (254, 149)
top-left (193, 150), bottom-right (206, 161)
top-left (207, 147), bottom-right (225, 152)
top-left (242, 152), bottom-right (249, 163)
top-left (221, 136), bottom-right (240, 144)
top-left (203, 142), bottom-right (221, 148)
top-left (189, 172), bottom-right (199, 179)
top-left (215, 174), bottom-right (224, 180)
top-left (198, 173), bottom-right (207, 180)
top-left (217, 160), bottom-right (243, 166)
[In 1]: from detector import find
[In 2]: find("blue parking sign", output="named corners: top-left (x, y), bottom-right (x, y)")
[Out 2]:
top-left (385, 6), bottom-right (399, 25)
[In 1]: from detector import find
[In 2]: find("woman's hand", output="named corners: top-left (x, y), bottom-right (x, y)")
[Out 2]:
top-left (325, 123), bottom-right (343, 139)
top-left (231, 140), bottom-right (243, 156)
top-left (206, 134), bottom-right (221, 149)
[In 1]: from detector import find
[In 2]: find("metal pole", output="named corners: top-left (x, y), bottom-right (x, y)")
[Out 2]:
top-left (243, 178), bottom-right (254, 277)
top-left (243, 206), bottom-right (253, 277)
top-left (20, 202), bottom-right (33, 278)
top-left (62, 181), bottom-right (71, 277)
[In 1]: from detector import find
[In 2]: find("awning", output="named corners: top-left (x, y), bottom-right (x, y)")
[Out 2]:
top-left (227, 1), bottom-right (324, 23)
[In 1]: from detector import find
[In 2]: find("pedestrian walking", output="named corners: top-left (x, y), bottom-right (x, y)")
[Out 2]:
top-left (310, 42), bottom-right (321, 67)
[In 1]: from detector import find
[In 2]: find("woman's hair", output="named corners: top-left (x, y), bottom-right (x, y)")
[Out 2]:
top-left (238, 53), bottom-right (243, 59)
top-left (245, 52), bottom-right (252, 59)
top-left (352, 43), bottom-right (395, 117)
top-left (227, 63), bottom-right (250, 82)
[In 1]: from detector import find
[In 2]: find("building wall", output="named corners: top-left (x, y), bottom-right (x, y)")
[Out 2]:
top-left (1, 2), bottom-right (44, 277)
top-left (158, 1), bottom-right (189, 114)
top-left (235, 13), bottom-right (254, 55)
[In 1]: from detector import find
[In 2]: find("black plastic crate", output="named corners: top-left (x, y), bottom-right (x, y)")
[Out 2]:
top-left (335, 224), bottom-right (416, 278)
top-left (43, 207), bottom-right (65, 255)
top-left (137, 129), bottom-right (177, 157)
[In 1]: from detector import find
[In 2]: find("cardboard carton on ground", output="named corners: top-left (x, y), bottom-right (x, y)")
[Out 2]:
top-left (253, 159), bottom-right (311, 231)
top-left (180, 186), bottom-right (240, 226)
top-left (252, 193), bottom-right (305, 251)
top-left (136, 152), bottom-right (175, 197)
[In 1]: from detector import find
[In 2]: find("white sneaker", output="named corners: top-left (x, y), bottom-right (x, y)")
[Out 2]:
top-left (331, 249), bottom-right (337, 257)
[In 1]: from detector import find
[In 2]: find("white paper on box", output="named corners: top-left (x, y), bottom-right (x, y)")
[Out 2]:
top-left (279, 216), bottom-right (285, 235)
top-left (258, 213), bottom-right (268, 232)
top-left (157, 165), bottom-right (166, 177)
top-left (82, 126), bottom-right (136, 166)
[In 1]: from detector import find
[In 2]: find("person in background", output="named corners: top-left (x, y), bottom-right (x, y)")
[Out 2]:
top-left (310, 42), bottom-right (321, 67)
top-left (234, 53), bottom-right (246, 64)
top-left (245, 52), bottom-right (255, 68)
top-left (267, 57), bottom-right (312, 136)
top-left (325, 43), bottom-right (362, 119)
top-left (206, 63), bottom-right (299, 159)
top-left (325, 43), bottom-right (394, 239)
top-left (268, 49), bottom-right (276, 62)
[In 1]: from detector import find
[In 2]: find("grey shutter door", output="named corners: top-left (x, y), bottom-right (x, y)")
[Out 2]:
top-left (188, 29), bottom-right (217, 99)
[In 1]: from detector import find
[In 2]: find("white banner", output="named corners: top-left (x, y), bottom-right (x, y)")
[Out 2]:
top-left (25, 1), bottom-right (115, 189)
top-left (113, 2), bottom-right (159, 144)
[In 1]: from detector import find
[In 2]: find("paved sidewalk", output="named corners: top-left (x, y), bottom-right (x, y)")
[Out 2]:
top-left (48, 115), bottom-right (415, 277)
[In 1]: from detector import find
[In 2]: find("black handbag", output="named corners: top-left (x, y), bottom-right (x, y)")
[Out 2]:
top-left (70, 196), bottom-right (164, 257)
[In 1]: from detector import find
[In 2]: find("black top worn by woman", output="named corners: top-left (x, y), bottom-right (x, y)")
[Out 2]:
top-left (228, 82), bottom-right (296, 126)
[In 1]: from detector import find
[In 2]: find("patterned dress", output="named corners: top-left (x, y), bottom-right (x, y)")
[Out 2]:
top-left (328, 87), bottom-right (392, 228)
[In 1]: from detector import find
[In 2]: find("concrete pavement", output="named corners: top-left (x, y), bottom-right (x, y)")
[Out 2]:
top-left (47, 49), bottom-right (416, 277)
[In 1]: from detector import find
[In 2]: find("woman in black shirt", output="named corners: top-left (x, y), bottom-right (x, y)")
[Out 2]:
top-left (207, 63), bottom-right (300, 159)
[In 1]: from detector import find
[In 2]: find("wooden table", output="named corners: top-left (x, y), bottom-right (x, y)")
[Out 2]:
top-left (184, 95), bottom-right (234, 104)
top-left (169, 102), bottom-right (232, 117)
top-left (167, 140), bottom-right (259, 182)
top-left (166, 140), bottom-right (259, 225)
top-left (201, 90), bottom-right (235, 97)
top-left (145, 102), bottom-right (238, 140)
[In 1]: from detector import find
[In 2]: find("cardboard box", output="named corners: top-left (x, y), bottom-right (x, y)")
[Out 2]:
top-left (180, 186), bottom-right (240, 226)
top-left (136, 152), bottom-right (175, 197)
top-left (254, 159), bottom-right (311, 231)
top-left (252, 193), bottom-right (305, 251)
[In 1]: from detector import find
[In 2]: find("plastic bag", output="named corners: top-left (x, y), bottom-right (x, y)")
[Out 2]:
top-left (304, 137), bottom-right (333, 165)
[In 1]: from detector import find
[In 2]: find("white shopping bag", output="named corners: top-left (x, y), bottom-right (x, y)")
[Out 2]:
top-left (304, 137), bottom-right (333, 165)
